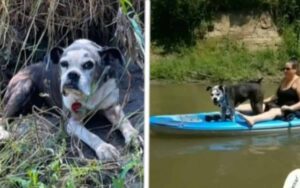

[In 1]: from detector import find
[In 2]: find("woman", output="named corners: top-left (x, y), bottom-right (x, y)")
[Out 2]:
top-left (239, 58), bottom-right (300, 126)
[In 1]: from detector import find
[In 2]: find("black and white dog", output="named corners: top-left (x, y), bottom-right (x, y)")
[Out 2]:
top-left (1, 39), bottom-right (142, 161)
top-left (206, 78), bottom-right (264, 121)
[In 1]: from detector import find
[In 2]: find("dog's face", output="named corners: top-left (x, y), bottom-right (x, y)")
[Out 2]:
top-left (59, 48), bottom-right (97, 96)
top-left (50, 39), bottom-right (123, 98)
top-left (206, 85), bottom-right (225, 106)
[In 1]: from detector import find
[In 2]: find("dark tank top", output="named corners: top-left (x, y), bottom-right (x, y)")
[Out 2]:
top-left (276, 85), bottom-right (299, 106)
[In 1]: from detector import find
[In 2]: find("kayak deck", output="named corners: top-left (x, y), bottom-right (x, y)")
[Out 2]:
top-left (150, 112), bottom-right (300, 136)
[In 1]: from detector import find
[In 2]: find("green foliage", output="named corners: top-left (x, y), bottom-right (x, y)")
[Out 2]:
top-left (273, 0), bottom-right (300, 58)
top-left (208, 0), bottom-right (271, 11)
top-left (151, 0), bottom-right (211, 51)
top-left (151, 0), bottom-right (300, 82)
top-left (151, 0), bottom-right (272, 51)
top-left (120, 0), bottom-right (133, 13)
top-left (151, 38), bottom-right (285, 82)
top-left (280, 25), bottom-right (300, 57)
top-left (275, 0), bottom-right (300, 26)
top-left (112, 150), bottom-right (143, 188)
top-left (151, 0), bottom-right (300, 54)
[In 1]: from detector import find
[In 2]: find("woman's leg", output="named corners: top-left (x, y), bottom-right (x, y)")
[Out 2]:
top-left (236, 103), bottom-right (266, 114)
top-left (240, 108), bottom-right (283, 126)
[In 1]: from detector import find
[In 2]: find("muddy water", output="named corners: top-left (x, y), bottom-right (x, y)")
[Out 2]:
top-left (150, 83), bottom-right (300, 188)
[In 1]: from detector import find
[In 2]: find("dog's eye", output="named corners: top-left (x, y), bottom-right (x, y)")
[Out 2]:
top-left (60, 61), bottom-right (68, 68)
top-left (82, 61), bottom-right (94, 70)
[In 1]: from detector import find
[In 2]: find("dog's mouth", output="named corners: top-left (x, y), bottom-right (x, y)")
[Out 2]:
top-left (213, 99), bottom-right (219, 106)
top-left (62, 83), bottom-right (83, 97)
top-left (212, 100), bottom-right (222, 107)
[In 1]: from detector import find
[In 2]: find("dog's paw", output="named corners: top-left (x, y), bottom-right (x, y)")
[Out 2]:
top-left (129, 135), bottom-right (144, 150)
top-left (124, 128), bottom-right (138, 144)
top-left (95, 143), bottom-right (120, 162)
top-left (0, 126), bottom-right (10, 141)
top-left (124, 128), bottom-right (144, 149)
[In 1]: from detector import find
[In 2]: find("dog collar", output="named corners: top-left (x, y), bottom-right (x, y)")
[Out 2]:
top-left (71, 102), bottom-right (82, 113)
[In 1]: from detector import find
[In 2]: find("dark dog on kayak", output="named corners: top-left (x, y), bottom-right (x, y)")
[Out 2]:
top-left (206, 78), bottom-right (264, 121)
top-left (1, 39), bottom-right (142, 161)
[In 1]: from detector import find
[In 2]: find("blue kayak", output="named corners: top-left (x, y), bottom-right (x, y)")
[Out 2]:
top-left (150, 112), bottom-right (300, 136)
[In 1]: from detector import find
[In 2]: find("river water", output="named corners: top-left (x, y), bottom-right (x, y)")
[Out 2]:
top-left (150, 83), bottom-right (300, 188)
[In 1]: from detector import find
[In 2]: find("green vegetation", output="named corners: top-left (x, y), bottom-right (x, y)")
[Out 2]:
top-left (151, 0), bottom-right (211, 51)
top-left (151, 0), bottom-right (300, 82)
top-left (151, 38), bottom-right (291, 82)
top-left (0, 113), bottom-right (143, 187)
top-left (151, 0), bottom-right (300, 51)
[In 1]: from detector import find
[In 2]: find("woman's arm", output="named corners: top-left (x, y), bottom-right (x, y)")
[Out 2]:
top-left (265, 79), bottom-right (283, 103)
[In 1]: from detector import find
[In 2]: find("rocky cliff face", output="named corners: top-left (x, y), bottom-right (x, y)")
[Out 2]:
top-left (206, 12), bottom-right (282, 50)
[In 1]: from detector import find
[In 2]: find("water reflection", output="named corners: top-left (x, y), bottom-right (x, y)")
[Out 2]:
top-left (151, 130), bottom-right (300, 157)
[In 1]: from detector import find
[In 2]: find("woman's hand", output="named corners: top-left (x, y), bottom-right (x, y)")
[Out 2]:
top-left (281, 105), bottom-right (293, 111)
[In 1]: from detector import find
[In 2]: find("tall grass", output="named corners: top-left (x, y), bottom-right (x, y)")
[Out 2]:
top-left (0, 0), bottom-right (144, 90)
top-left (0, 0), bottom-right (144, 187)
top-left (0, 113), bottom-right (144, 187)
top-left (0, 109), bottom-right (143, 187)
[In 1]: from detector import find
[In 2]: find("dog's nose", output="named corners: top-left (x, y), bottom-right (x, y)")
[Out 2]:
top-left (67, 72), bottom-right (80, 82)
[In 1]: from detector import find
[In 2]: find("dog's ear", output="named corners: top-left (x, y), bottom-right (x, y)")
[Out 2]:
top-left (218, 85), bottom-right (224, 92)
top-left (99, 47), bottom-right (124, 78)
top-left (50, 47), bottom-right (64, 64)
top-left (99, 47), bottom-right (124, 66)
top-left (206, 86), bottom-right (212, 91)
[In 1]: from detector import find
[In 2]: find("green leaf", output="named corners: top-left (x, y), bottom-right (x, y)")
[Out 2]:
top-left (120, 160), bottom-right (137, 179)
top-left (8, 177), bottom-right (30, 187)
top-left (112, 178), bottom-right (125, 188)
